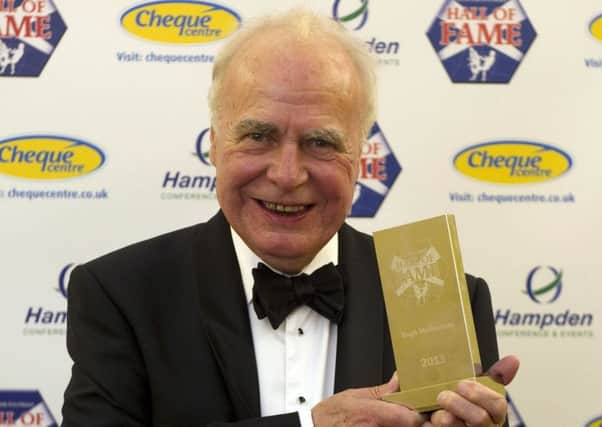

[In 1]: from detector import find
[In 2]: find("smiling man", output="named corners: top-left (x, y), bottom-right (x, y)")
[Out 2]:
top-left (62, 8), bottom-right (517, 427)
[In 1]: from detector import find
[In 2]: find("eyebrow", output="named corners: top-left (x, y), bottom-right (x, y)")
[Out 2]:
top-left (234, 119), bottom-right (279, 137)
top-left (303, 128), bottom-right (346, 151)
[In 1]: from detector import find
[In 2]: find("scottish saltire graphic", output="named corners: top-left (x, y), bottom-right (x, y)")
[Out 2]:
top-left (426, 0), bottom-right (536, 83)
top-left (349, 122), bottom-right (401, 217)
top-left (0, 390), bottom-right (58, 426)
top-left (0, 0), bottom-right (67, 77)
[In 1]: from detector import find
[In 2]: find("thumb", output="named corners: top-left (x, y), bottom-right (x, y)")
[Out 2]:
top-left (351, 371), bottom-right (400, 400)
top-left (487, 355), bottom-right (520, 385)
top-left (375, 371), bottom-right (400, 398)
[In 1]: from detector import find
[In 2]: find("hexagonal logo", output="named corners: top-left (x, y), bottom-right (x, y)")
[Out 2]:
top-left (0, 390), bottom-right (58, 426)
top-left (427, 0), bottom-right (536, 83)
top-left (0, 0), bottom-right (67, 77)
top-left (349, 122), bottom-right (401, 218)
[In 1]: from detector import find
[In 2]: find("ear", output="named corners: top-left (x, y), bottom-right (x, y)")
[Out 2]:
top-left (209, 127), bottom-right (217, 166)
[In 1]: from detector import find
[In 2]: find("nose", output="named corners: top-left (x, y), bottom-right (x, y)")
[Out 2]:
top-left (266, 141), bottom-right (308, 190)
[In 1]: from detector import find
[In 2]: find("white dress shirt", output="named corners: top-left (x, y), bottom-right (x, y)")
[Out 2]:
top-left (231, 228), bottom-right (339, 427)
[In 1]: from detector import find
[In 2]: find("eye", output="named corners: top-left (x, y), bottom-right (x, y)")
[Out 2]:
top-left (307, 139), bottom-right (337, 150)
top-left (248, 132), bottom-right (267, 142)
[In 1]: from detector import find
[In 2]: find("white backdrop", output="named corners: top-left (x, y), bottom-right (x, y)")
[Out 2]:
top-left (1, 1), bottom-right (601, 426)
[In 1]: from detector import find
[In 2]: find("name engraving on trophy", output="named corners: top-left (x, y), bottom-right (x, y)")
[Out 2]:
top-left (400, 322), bottom-right (455, 340)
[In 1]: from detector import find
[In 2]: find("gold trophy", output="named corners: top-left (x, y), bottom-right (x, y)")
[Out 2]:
top-left (373, 214), bottom-right (504, 412)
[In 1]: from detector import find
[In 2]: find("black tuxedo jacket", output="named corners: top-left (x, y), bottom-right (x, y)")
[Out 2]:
top-left (62, 211), bottom-right (500, 427)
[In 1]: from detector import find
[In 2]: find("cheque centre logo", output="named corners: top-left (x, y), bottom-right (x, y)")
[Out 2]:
top-left (0, 135), bottom-right (104, 180)
top-left (0, 390), bottom-right (58, 426)
top-left (589, 14), bottom-right (602, 42)
top-left (453, 141), bottom-right (572, 184)
top-left (586, 415), bottom-right (602, 427)
top-left (426, 0), bottom-right (536, 83)
top-left (523, 265), bottom-right (562, 304)
top-left (0, 0), bottom-right (67, 77)
top-left (349, 122), bottom-right (401, 217)
top-left (332, 0), bottom-right (368, 31)
top-left (121, 1), bottom-right (241, 44)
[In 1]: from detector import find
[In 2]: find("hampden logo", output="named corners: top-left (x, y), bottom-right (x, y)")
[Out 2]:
top-left (0, 390), bottom-right (57, 426)
top-left (0, 135), bottom-right (104, 180)
top-left (590, 14), bottom-right (602, 42)
top-left (331, 0), bottom-right (399, 65)
top-left (496, 267), bottom-right (594, 338)
top-left (56, 263), bottom-right (75, 299)
top-left (426, 0), bottom-right (536, 83)
top-left (350, 122), bottom-right (401, 217)
top-left (120, 1), bottom-right (241, 44)
top-left (523, 265), bottom-right (562, 304)
top-left (195, 127), bottom-right (211, 166)
top-left (160, 128), bottom-right (216, 200)
top-left (332, 0), bottom-right (369, 31)
top-left (453, 141), bottom-right (572, 184)
top-left (0, 0), bottom-right (67, 77)
top-left (23, 264), bottom-right (70, 335)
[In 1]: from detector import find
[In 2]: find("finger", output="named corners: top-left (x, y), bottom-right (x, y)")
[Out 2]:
top-left (486, 355), bottom-right (520, 385)
top-left (429, 409), bottom-right (465, 427)
top-left (437, 388), bottom-right (504, 427)
top-left (349, 371), bottom-right (399, 400)
top-left (455, 381), bottom-right (507, 425)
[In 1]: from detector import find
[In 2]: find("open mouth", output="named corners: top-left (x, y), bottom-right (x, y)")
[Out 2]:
top-left (259, 200), bottom-right (311, 216)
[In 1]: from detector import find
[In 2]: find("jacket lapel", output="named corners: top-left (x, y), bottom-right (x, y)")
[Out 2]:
top-left (334, 224), bottom-right (392, 392)
top-left (194, 211), bottom-right (260, 419)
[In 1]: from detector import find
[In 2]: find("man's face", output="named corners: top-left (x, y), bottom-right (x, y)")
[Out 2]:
top-left (210, 35), bottom-right (364, 273)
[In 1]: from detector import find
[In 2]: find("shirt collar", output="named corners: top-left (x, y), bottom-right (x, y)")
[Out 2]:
top-left (230, 227), bottom-right (339, 305)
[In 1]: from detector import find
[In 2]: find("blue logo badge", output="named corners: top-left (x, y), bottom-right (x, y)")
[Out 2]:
top-left (0, 390), bottom-right (57, 426)
top-left (349, 122), bottom-right (401, 217)
top-left (524, 266), bottom-right (563, 304)
top-left (426, 0), bottom-right (536, 83)
top-left (332, 0), bottom-right (369, 31)
top-left (0, 0), bottom-right (67, 77)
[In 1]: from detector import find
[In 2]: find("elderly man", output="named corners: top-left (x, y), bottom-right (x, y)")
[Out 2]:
top-left (62, 8), bottom-right (517, 427)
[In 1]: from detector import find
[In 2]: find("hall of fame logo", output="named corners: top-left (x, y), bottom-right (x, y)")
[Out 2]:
top-left (389, 245), bottom-right (444, 305)
top-left (0, 390), bottom-right (57, 426)
top-left (426, 0), bottom-right (536, 83)
top-left (350, 122), bottom-right (401, 217)
top-left (0, 0), bottom-right (67, 77)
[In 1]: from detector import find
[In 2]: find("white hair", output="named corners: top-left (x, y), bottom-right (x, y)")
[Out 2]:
top-left (208, 8), bottom-right (377, 140)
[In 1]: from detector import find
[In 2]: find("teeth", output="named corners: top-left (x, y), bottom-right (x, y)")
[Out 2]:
top-left (262, 201), bottom-right (307, 213)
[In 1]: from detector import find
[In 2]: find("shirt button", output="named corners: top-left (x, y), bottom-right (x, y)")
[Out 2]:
top-left (298, 328), bottom-right (304, 336)
top-left (298, 396), bottom-right (306, 404)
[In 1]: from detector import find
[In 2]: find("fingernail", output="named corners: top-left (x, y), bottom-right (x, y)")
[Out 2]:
top-left (437, 390), bottom-right (452, 404)
top-left (457, 381), bottom-right (471, 395)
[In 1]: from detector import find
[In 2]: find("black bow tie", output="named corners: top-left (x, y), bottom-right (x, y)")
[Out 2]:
top-left (251, 262), bottom-right (345, 329)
